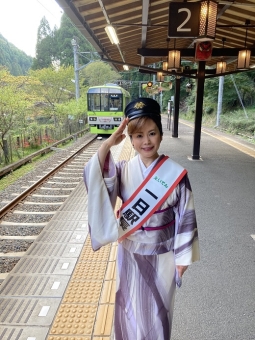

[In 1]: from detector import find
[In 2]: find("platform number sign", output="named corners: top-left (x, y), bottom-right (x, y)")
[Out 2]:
top-left (168, 2), bottom-right (200, 38)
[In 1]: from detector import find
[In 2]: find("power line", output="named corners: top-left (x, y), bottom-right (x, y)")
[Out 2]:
top-left (36, 0), bottom-right (63, 24)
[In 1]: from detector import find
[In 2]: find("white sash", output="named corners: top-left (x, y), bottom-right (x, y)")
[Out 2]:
top-left (117, 156), bottom-right (187, 242)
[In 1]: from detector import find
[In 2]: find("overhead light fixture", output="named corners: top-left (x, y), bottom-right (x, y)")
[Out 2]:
top-left (168, 50), bottom-right (181, 70)
top-left (216, 38), bottom-right (227, 74)
top-left (123, 65), bottom-right (129, 71)
top-left (216, 61), bottom-right (227, 74)
top-left (196, 0), bottom-right (218, 42)
top-left (237, 20), bottom-right (251, 69)
top-left (162, 61), bottom-right (168, 71)
top-left (237, 50), bottom-right (251, 69)
top-left (157, 72), bottom-right (164, 82)
top-left (105, 25), bottom-right (119, 45)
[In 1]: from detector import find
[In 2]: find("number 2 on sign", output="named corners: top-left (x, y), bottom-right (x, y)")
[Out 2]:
top-left (177, 8), bottom-right (191, 32)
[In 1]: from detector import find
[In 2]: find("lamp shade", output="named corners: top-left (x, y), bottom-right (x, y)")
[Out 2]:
top-left (105, 25), bottom-right (119, 44)
top-left (163, 61), bottom-right (168, 71)
top-left (196, 0), bottom-right (218, 41)
top-left (168, 50), bottom-right (181, 69)
top-left (123, 65), bottom-right (129, 71)
top-left (216, 61), bottom-right (226, 74)
top-left (157, 72), bottom-right (164, 82)
top-left (237, 50), bottom-right (251, 69)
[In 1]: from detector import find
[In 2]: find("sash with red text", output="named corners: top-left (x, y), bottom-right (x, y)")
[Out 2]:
top-left (117, 156), bottom-right (187, 242)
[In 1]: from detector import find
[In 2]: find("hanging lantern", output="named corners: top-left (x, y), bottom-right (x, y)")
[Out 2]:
top-left (163, 61), bottom-right (168, 71)
top-left (237, 50), bottom-right (251, 69)
top-left (196, 0), bottom-right (218, 42)
top-left (168, 50), bottom-right (181, 70)
top-left (216, 61), bottom-right (227, 74)
top-left (157, 72), bottom-right (164, 82)
top-left (237, 21), bottom-right (251, 70)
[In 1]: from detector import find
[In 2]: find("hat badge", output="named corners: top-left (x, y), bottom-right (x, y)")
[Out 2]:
top-left (134, 102), bottom-right (146, 109)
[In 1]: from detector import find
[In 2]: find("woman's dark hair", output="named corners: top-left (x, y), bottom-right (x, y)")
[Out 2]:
top-left (127, 116), bottom-right (162, 136)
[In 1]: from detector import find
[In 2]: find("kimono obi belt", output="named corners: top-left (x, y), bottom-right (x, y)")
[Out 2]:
top-left (140, 219), bottom-right (175, 231)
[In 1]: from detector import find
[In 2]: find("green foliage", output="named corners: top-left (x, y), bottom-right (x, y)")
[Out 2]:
top-left (81, 61), bottom-right (120, 86)
top-left (31, 14), bottom-right (98, 70)
top-left (220, 111), bottom-right (255, 136)
top-left (0, 69), bottom-right (30, 135)
top-left (180, 69), bottom-right (255, 126)
top-left (220, 73), bottom-right (255, 111)
top-left (0, 69), bottom-right (34, 162)
top-left (55, 95), bottom-right (87, 123)
top-left (31, 17), bottom-right (55, 70)
top-left (55, 15), bottom-right (97, 67)
top-left (120, 68), bottom-right (150, 100)
top-left (29, 66), bottom-right (76, 126)
top-left (0, 34), bottom-right (32, 75)
top-left (29, 66), bottom-right (75, 102)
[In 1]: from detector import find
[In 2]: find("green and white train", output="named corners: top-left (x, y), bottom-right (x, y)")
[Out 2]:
top-left (87, 83), bottom-right (131, 134)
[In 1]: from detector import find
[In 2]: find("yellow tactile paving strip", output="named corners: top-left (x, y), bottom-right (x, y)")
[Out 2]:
top-left (47, 137), bottom-right (134, 340)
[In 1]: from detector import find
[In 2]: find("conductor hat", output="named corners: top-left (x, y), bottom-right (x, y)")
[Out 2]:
top-left (124, 98), bottom-right (163, 135)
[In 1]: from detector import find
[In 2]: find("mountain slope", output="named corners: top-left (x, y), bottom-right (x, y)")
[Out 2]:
top-left (0, 33), bottom-right (32, 75)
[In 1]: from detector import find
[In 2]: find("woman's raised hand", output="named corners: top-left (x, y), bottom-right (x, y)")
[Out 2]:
top-left (107, 118), bottom-right (129, 147)
top-left (98, 118), bottom-right (129, 171)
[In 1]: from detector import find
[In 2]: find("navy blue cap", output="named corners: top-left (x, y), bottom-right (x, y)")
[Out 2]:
top-left (124, 98), bottom-right (163, 135)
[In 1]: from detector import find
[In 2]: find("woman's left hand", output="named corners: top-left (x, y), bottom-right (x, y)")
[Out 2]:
top-left (176, 265), bottom-right (188, 278)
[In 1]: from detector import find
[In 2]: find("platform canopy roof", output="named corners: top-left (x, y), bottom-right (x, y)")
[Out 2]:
top-left (55, 0), bottom-right (255, 75)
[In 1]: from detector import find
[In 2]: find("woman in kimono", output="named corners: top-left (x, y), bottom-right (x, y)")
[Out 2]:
top-left (84, 98), bottom-right (199, 340)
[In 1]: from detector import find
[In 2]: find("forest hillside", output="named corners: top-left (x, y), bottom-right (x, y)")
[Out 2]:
top-left (0, 33), bottom-right (32, 75)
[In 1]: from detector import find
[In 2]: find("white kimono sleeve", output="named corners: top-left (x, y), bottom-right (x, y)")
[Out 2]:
top-left (83, 152), bottom-right (119, 251)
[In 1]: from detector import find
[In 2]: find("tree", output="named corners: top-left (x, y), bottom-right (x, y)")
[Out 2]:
top-left (203, 72), bottom-right (255, 112)
top-left (31, 17), bottom-right (55, 70)
top-left (0, 34), bottom-right (32, 75)
top-left (81, 61), bottom-right (120, 86)
top-left (29, 66), bottom-right (76, 126)
top-left (0, 69), bottom-right (32, 163)
top-left (55, 14), bottom-right (96, 67)
top-left (55, 95), bottom-right (88, 130)
top-left (31, 14), bottom-right (98, 71)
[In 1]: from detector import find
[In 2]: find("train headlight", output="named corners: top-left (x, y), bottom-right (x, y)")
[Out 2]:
top-left (89, 117), bottom-right (97, 121)
top-left (113, 118), bottom-right (122, 121)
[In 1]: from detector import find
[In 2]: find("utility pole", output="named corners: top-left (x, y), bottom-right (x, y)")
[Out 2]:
top-left (71, 38), bottom-right (98, 101)
top-left (216, 76), bottom-right (224, 127)
top-left (71, 38), bottom-right (80, 100)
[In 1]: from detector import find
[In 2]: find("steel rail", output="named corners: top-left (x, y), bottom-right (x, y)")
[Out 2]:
top-left (0, 135), bottom-right (97, 219)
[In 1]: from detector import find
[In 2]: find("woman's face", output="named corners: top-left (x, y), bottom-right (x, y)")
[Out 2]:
top-left (130, 118), bottom-right (162, 167)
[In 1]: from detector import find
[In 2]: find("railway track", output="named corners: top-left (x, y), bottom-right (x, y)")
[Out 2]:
top-left (0, 133), bottom-right (103, 283)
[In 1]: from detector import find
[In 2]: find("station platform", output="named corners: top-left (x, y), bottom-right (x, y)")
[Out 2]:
top-left (0, 116), bottom-right (255, 340)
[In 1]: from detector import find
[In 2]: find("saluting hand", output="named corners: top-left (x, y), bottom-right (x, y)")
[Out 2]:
top-left (98, 118), bottom-right (129, 172)
top-left (106, 118), bottom-right (129, 147)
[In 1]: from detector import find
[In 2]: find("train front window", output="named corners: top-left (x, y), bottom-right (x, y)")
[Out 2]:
top-left (109, 94), bottom-right (122, 111)
top-left (87, 87), bottom-right (123, 112)
top-left (88, 93), bottom-right (101, 111)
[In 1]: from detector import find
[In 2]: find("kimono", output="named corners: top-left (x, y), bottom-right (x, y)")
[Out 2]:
top-left (84, 151), bottom-right (199, 340)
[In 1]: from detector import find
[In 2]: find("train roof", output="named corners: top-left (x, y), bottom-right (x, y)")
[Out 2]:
top-left (87, 84), bottom-right (130, 96)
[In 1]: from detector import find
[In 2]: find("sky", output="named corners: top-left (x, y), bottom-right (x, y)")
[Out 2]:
top-left (0, 0), bottom-right (63, 57)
